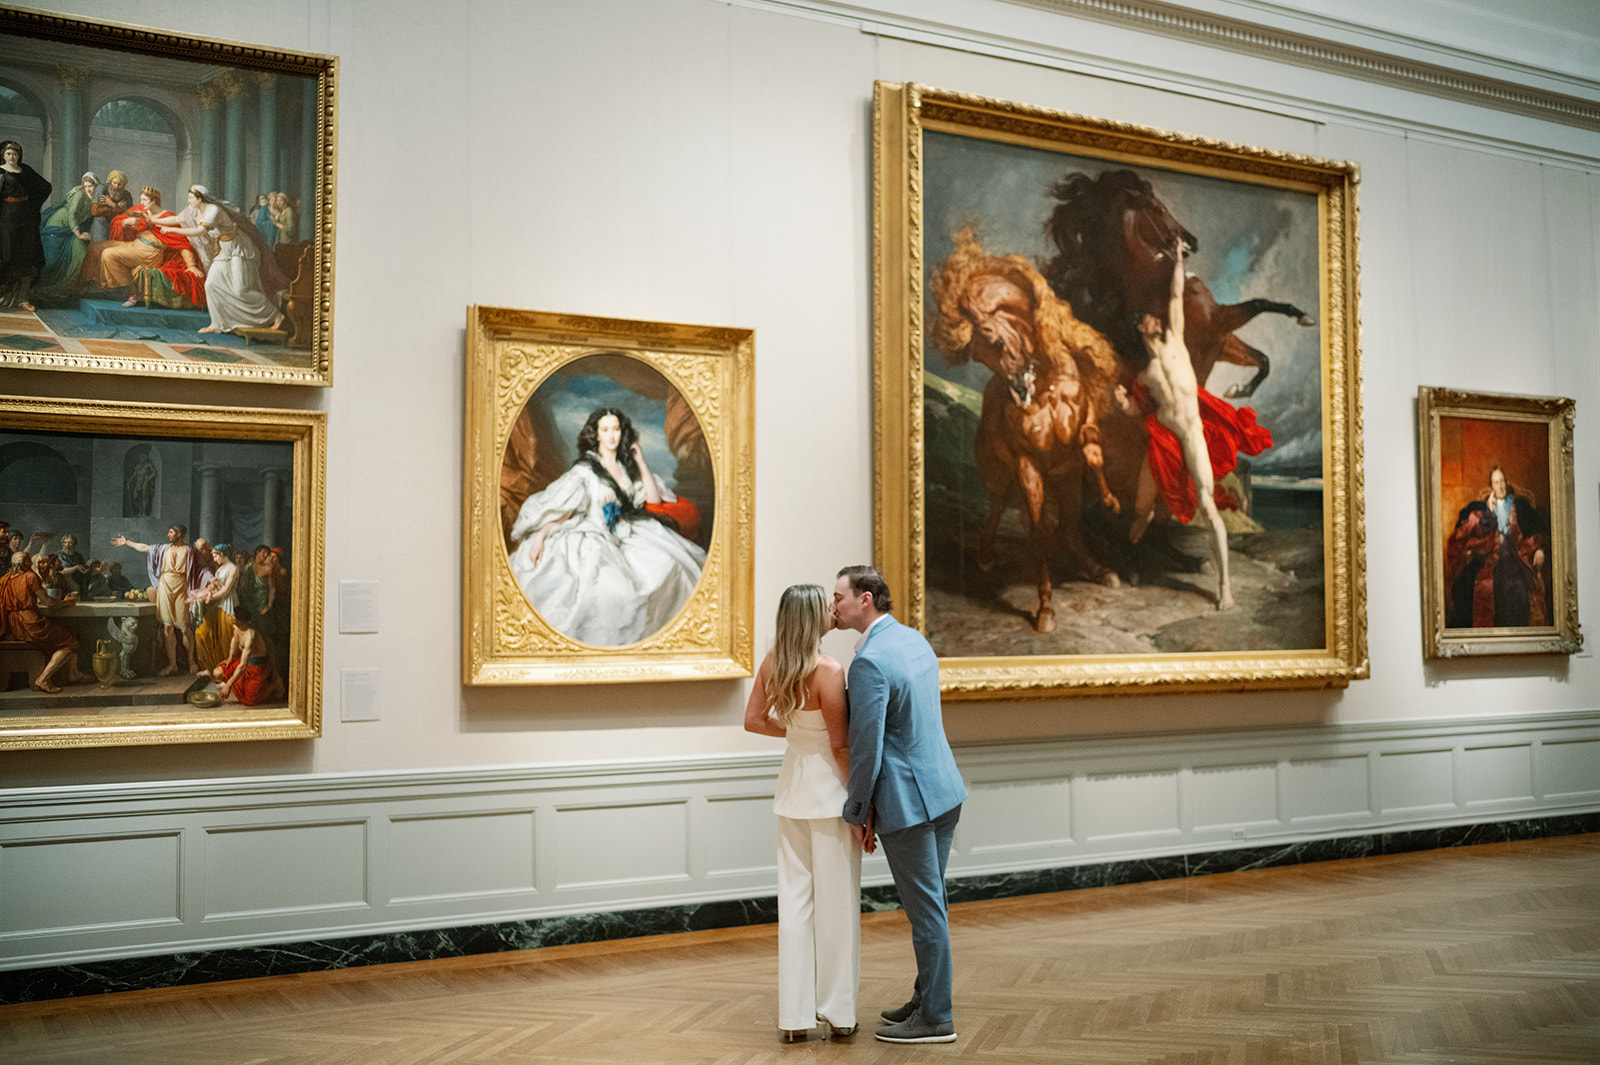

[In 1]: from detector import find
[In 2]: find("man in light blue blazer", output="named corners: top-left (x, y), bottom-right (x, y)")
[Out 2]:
top-left (834, 565), bottom-right (967, 1044)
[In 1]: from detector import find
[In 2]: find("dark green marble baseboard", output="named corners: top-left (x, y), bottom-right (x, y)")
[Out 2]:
top-left (5, 812), bottom-right (1595, 1005)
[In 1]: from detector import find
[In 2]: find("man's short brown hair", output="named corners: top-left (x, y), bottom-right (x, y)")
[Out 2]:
top-left (837, 565), bottom-right (893, 613)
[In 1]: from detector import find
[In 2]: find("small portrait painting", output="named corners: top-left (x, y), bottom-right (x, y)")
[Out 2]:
top-left (1417, 387), bottom-right (1580, 658)
top-left (498, 354), bottom-right (713, 647)
top-left (1438, 417), bottom-right (1553, 631)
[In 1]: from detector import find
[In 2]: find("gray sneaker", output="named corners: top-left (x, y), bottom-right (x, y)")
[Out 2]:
top-left (880, 998), bottom-right (918, 1024)
top-left (875, 1011), bottom-right (957, 1044)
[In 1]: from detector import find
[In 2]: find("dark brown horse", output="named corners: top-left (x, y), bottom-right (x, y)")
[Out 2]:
top-left (1041, 169), bottom-right (1313, 398)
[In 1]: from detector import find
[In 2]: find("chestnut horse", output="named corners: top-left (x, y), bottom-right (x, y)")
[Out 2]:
top-left (1041, 169), bottom-right (1314, 398)
top-left (931, 228), bottom-right (1121, 632)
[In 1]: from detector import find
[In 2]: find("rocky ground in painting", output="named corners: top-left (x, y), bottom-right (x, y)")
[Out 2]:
top-left (925, 520), bottom-right (1326, 658)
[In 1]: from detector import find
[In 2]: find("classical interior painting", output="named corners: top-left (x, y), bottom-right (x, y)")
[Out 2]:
top-left (1417, 387), bottom-right (1581, 658)
top-left (0, 397), bottom-right (323, 749)
top-left (874, 83), bottom-right (1365, 697)
top-left (500, 354), bottom-right (715, 648)
top-left (0, 10), bottom-right (333, 384)
top-left (1, 430), bottom-right (292, 702)
top-left (463, 307), bottom-right (754, 686)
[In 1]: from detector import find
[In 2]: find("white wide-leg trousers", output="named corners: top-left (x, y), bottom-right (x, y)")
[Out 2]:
top-left (776, 815), bottom-right (861, 1030)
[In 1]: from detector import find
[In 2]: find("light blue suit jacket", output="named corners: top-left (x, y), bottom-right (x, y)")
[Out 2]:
top-left (843, 616), bottom-right (967, 833)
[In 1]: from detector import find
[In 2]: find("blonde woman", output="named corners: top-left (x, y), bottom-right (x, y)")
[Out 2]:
top-left (744, 584), bottom-right (867, 1042)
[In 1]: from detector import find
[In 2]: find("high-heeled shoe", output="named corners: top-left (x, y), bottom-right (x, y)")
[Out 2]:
top-left (781, 1029), bottom-right (808, 1043)
top-left (825, 1021), bottom-right (858, 1038)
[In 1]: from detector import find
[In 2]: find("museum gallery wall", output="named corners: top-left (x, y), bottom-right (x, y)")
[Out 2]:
top-left (0, 0), bottom-right (1593, 981)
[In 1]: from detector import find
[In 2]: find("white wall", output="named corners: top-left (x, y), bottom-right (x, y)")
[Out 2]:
top-left (1, 0), bottom-right (1597, 966)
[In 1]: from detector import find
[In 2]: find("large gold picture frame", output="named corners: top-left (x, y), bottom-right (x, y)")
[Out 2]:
top-left (463, 307), bottom-right (754, 686)
top-left (1417, 387), bottom-right (1581, 658)
top-left (0, 6), bottom-right (336, 385)
top-left (874, 82), bottom-right (1366, 699)
top-left (0, 397), bottom-right (325, 749)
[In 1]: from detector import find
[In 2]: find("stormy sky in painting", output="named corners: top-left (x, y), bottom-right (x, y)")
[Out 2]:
top-left (922, 130), bottom-right (1324, 479)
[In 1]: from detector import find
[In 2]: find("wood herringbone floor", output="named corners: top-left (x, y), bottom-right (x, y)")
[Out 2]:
top-left (2, 835), bottom-right (1596, 1064)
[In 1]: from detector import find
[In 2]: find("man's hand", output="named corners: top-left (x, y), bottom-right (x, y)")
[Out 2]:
top-left (851, 811), bottom-right (877, 855)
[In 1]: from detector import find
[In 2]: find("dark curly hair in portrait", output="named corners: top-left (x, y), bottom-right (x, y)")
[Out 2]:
top-left (576, 407), bottom-right (642, 482)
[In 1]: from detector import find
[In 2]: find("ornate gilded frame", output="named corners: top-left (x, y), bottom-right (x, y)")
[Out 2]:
top-left (873, 82), bottom-right (1366, 698)
top-left (0, 396), bottom-right (325, 749)
top-left (0, 6), bottom-right (336, 385)
top-left (463, 307), bottom-right (754, 686)
top-left (1417, 387), bottom-right (1581, 658)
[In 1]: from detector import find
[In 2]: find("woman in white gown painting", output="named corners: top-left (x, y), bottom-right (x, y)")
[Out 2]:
top-left (153, 185), bottom-right (285, 334)
top-left (508, 407), bottom-right (706, 645)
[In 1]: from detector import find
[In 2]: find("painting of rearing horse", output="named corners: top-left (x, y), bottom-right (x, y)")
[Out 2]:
top-left (1041, 169), bottom-right (1315, 398)
top-left (905, 104), bottom-right (1349, 670)
top-left (930, 226), bottom-right (1122, 633)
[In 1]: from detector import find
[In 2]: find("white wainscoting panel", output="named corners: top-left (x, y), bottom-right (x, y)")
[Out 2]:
top-left (203, 821), bottom-right (369, 919)
top-left (388, 810), bottom-right (537, 903)
top-left (552, 800), bottom-right (690, 892)
top-left (962, 777), bottom-right (1073, 856)
top-left (1377, 749), bottom-right (1456, 815)
top-left (0, 832), bottom-right (181, 935)
top-left (0, 710), bottom-right (1596, 970)
top-left (1459, 744), bottom-right (1535, 807)
top-left (1182, 763), bottom-right (1278, 832)
top-left (1542, 739), bottom-right (1600, 798)
top-left (704, 793), bottom-right (780, 878)
top-left (1283, 755), bottom-right (1372, 824)
top-left (1077, 771), bottom-right (1182, 844)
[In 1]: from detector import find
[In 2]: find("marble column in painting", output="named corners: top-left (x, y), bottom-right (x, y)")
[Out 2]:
top-left (255, 72), bottom-right (278, 201)
top-left (261, 467), bottom-right (289, 551)
top-left (196, 83), bottom-right (221, 196)
top-left (196, 464), bottom-right (225, 546)
top-left (56, 65), bottom-right (89, 191)
top-left (219, 71), bottom-right (246, 207)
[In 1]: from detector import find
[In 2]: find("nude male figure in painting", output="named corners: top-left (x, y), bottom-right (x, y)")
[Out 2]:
top-left (1131, 237), bottom-right (1234, 612)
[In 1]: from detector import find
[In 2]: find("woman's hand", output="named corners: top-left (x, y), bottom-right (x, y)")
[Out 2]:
top-left (526, 515), bottom-right (569, 567)
top-left (527, 528), bottom-right (549, 566)
top-left (630, 443), bottom-right (664, 504)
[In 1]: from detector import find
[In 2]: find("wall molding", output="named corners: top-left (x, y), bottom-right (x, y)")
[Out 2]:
top-left (2, 710), bottom-right (1596, 979)
top-left (1010, 0), bottom-right (1600, 129)
top-left (744, 0), bottom-right (1600, 145)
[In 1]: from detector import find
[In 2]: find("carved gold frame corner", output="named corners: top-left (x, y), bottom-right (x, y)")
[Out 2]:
top-left (873, 81), bottom-right (1367, 699)
top-left (0, 397), bottom-right (324, 749)
top-left (1417, 387), bottom-right (1581, 658)
top-left (463, 307), bottom-right (754, 686)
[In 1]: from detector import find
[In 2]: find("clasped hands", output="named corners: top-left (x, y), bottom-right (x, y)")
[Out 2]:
top-left (850, 810), bottom-right (878, 855)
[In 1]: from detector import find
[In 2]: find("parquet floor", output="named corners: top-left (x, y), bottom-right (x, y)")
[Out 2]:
top-left (2, 835), bottom-right (1596, 1064)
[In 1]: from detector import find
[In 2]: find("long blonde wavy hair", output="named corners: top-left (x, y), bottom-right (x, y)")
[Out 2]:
top-left (766, 584), bottom-right (830, 729)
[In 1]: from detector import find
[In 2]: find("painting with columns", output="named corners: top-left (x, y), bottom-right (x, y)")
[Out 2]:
top-left (0, 396), bottom-right (325, 749)
top-left (0, 7), bottom-right (335, 385)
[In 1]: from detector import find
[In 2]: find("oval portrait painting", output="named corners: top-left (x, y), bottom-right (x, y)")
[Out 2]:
top-left (498, 353), bottom-right (715, 646)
